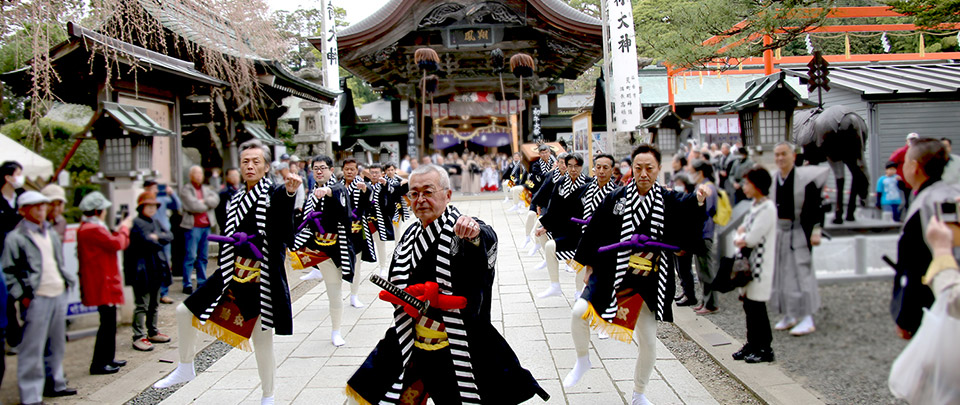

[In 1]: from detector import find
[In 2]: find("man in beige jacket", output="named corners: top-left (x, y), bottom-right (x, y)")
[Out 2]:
top-left (179, 166), bottom-right (219, 294)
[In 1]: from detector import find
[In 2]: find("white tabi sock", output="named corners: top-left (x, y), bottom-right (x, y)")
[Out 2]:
top-left (261, 396), bottom-right (275, 405)
top-left (154, 362), bottom-right (196, 388)
top-left (350, 294), bottom-right (365, 308)
top-left (563, 355), bottom-right (591, 387)
top-left (528, 244), bottom-right (542, 256)
top-left (331, 330), bottom-right (345, 347)
top-left (632, 392), bottom-right (652, 405)
top-left (537, 283), bottom-right (561, 298)
top-left (299, 268), bottom-right (324, 281)
top-left (521, 236), bottom-right (532, 249)
top-left (533, 260), bottom-right (547, 271)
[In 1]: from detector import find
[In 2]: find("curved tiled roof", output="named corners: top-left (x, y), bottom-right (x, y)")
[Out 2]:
top-left (339, 0), bottom-right (405, 37)
top-left (535, 0), bottom-right (601, 25)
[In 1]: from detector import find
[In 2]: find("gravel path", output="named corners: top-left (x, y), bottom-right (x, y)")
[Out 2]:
top-left (701, 279), bottom-right (908, 404)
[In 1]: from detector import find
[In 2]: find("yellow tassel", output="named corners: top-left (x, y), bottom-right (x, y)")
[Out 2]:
top-left (683, 76), bottom-right (687, 90)
top-left (581, 303), bottom-right (635, 343)
top-left (699, 70), bottom-right (703, 86)
top-left (775, 47), bottom-right (781, 60)
top-left (919, 33), bottom-right (925, 57)
top-left (345, 385), bottom-right (373, 405)
top-left (673, 78), bottom-right (678, 94)
top-left (845, 34), bottom-right (851, 59)
top-left (726, 78), bottom-right (731, 93)
top-left (191, 317), bottom-right (254, 352)
top-left (738, 63), bottom-right (743, 71)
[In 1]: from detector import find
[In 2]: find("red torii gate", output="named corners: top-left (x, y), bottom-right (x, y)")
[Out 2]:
top-left (665, 6), bottom-right (960, 110)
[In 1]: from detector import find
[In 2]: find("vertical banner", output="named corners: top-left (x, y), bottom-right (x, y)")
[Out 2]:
top-left (601, 0), bottom-right (642, 132)
top-left (407, 109), bottom-right (418, 158)
top-left (531, 105), bottom-right (542, 142)
top-left (320, 0), bottom-right (341, 144)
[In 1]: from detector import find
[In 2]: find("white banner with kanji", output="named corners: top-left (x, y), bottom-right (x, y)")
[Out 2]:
top-left (602, 0), bottom-right (642, 132)
top-left (320, 0), bottom-right (341, 143)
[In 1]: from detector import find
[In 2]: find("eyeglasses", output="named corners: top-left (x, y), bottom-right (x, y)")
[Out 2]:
top-left (313, 166), bottom-right (329, 172)
top-left (407, 188), bottom-right (446, 201)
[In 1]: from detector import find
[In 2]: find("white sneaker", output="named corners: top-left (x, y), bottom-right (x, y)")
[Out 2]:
top-left (261, 396), bottom-right (275, 405)
top-left (789, 315), bottom-right (816, 336)
top-left (331, 330), bottom-right (345, 347)
top-left (774, 316), bottom-right (798, 331)
top-left (537, 283), bottom-right (561, 298)
top-left (533, 260), bottom-right (547, 271)
top-left (153, 362), bottom-right (196, 388)
top-left (299, 269), bottom-right (324, 281)
top-left (350, 294), bottom-right (365, 308)
top-left (632, 392), bottom-right (652, 405)
top-left (562, 355), bottom-right (591, 387)
top-left (527, 244), bottom-right (541, 256)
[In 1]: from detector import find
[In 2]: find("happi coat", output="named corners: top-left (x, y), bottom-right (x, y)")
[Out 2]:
top-left (346, 206), bottom-right (548, 405)
top-left (289, 178), bottom-right (355, 280)
top-left (538, 175), bottom-right (590, 261)
top-left (184, 177), bottom-right (296, 340)
top-left (575, 183), bottom-right (706, 340)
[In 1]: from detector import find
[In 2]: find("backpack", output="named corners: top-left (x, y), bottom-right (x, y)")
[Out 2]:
top-left (711, 182), bottom-right (733, 226)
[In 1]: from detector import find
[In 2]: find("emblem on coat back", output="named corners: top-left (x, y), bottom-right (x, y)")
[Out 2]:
top-left (614, 198), bottom-right (626, 215)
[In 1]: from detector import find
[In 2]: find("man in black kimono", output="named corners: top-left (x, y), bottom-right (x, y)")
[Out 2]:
top-left (347, 164), bottom-right (548, 405)
top-left (366, 164), bottom-right (409, 276)
top-left (342, 157), bottom-right (374, 308)
top-left (385, 162), bottom-right (411, 238)
top-left (563, 144), bottom-right (710, 405)
top-left (502, 152), bottom-right (527, 211)
top-left (526, 153), bottom-right (567, 259)
top-left (534, 153), bottom-right (590, 298)
top-left (290, 154), bottom-right (354, 346)
top-left (521, 147), bottom-right (560, 251)
top-left (154, 139), bottom-right (299, 405)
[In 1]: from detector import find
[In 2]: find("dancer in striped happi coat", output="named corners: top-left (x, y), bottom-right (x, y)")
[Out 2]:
top-left (569, 153), bottom-right (621, 296)
top-left (342, 157), bottom-right (375, 308)
top-left (155, 140), bottom-right (299, 405)
top-left (290, 155), bottom-right (354, 346)
top-left (525, 152), bottom-right (566, 259)
top-left (563, 144), bottom-right (711, 405)
top-left (521, 146), bottom-right (561, 252)
top-left (365, 163), bottom-right (409, 276)
top-left (533, 153), bottom-right (590, 298)
top-left (384, 162), bottom-right (411, 237)
top-left (347, 165), bottom-right (548, 405)
top-left (502, 152), bottom-right (527, 211)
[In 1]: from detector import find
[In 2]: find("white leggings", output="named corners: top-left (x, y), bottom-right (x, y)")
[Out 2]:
top-left (372, 231), bottom-right (391, 270)
top-left (544, 240), bottom-right (560, 283)
top-left (175, 303), bottom-right (275, 397)
top-left (570, 298), bottom-right (657, 394)
top-left (524, 211), bottom-right (539, 237)
top-left (351, 254), bottom-right (364, 296)
top-left (502, 181), bottom-right (512, 201)
top-left (317, 259), bottom-right (344, 331)
top-left (510, 186), bottom-right (525, 205)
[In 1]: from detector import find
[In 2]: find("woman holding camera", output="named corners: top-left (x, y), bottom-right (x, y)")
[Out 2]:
top-left (732, 167), bottom-right (777, 363)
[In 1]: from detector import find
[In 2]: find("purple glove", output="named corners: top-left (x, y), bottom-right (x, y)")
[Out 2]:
top-left (598, 234), bottom-right (679, 254)
top-left (297, 211), bottom-right (326, 234)
top-left (209, 232), bottom-right (263, 260)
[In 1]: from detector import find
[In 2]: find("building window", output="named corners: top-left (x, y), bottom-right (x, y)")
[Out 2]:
top-left (136, 138), bottom-right (152, 170)
top-left (740, 114), bottom-right (755, 147)
top-left (759, 110), bottom-right (787, 145)
top-left (657, 128), bottom-right (677, 152)
top-left (103, 138), bottom-right (131, 173)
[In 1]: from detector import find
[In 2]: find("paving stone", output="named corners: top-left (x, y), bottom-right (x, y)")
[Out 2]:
top-left (655, 359), bottom-right (719, 404)
top-left (277, 356), bottom-right (326, 378)
top-left (292, 387), bottom-right (347, 405)
top-left (305, 365), bottom-right (356, 388)
top-left (617, 379), bottom-right (683, 405)
top-left (503, 312), bottom-right (541, 327)
top-left (158, 371), bottom-right (227, 405)
top-left (566, 391), bottom-right (625, 404)
top-left (193, 388), bottom-right (253, 405)
top-left (215, 368), bottom-right (262, 390)
top-left (545, 332), bottom-right (577, 350)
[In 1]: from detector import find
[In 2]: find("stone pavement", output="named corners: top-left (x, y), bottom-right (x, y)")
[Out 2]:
top-left (157, 198), bottom-right (720, 404)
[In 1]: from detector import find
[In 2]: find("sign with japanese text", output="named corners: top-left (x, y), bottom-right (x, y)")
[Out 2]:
top-left (601, 0), bottom-right (642, 132)
top-left (407, 109), bottom-right (417, 157)
top-left (320, 0), bottom-right (341, 143)
top-left (447, 26), bottom-right (498, 47)
top-left (531, 105), bottom-right (542, 142)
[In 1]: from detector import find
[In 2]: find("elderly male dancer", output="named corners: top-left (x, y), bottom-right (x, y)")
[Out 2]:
top-left (534, 153), bottom-right (591, 298)
top-left (564, 144), bottom-right (710, 405)
top-left (154, 140), bottom-right (300, 405)
top-left (521, 146), bottom-right (558, 250)
top-left (342, 158), bottom-right (375, 308)
top-left (347, 164), bottom-right (549, 404)
top-left (770, 142), bottom-right (828, 336)
top-left (290, 155), bottom-right (355, 346)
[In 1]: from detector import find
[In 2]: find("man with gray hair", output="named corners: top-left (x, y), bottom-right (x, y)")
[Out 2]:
top-left (770, 142), bottom-right (829, 337)
top-left (346, 164), bottom-right (548, 404)
top-left (179, 166), bottom-right (219, 294)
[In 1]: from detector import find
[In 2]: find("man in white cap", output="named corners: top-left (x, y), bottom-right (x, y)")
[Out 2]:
top-left (40, 184), bottom-right (67, 240)
top-left (2, 191), bottom-right (78, 404)
top-left (890, 132), bottom-right (920, 209)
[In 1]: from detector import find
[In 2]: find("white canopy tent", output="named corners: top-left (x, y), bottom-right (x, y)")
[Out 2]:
top-left (0, 133), bottom-right (55, 181)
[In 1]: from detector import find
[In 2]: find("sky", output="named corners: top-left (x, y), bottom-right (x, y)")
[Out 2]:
top-left (268, 0), bottom-right (390, 26)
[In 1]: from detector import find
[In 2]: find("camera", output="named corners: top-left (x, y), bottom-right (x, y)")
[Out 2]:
top-left (115, 204), bottom-right (129, 228)
top-left (935, 201), bottom-right (959, 224)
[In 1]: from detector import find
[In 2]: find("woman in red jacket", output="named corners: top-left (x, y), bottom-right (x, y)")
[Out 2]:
top-left (77, 192), bottom-right (133, 375)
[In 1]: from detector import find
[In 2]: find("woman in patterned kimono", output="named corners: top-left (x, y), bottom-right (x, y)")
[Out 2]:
top-left (563, 144), bottom-right (710, 405)
top-left (346, 164), bottom-right (548, 405)
top-left (154, 140), bottom-right (299, 405)
top-left (534, 153), bottom-right (590, 298)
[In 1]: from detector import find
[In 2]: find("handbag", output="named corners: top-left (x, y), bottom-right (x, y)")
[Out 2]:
top-left (730, 247), bottom-right (754, 289)
top-left (889, 297), bottom-right (960, 404)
